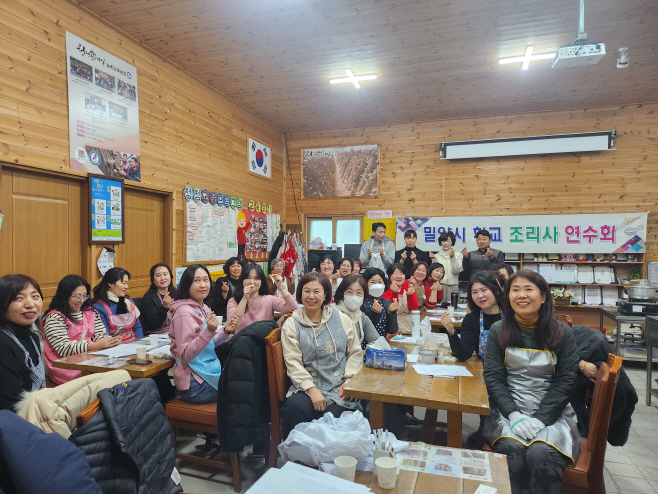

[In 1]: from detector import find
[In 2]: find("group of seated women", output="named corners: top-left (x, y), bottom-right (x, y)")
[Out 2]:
top-left (0, 253), bottom-right (599, 494)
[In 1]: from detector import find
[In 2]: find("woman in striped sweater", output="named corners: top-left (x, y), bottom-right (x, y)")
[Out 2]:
top-left (41, 275), bottom-right (121, 384)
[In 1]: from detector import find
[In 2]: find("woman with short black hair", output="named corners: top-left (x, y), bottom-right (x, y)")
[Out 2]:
top-left (334, 274), bottom-right (380, 349)
top-left (483, 270), bottom-right (579, 494)
top-left (280, 271), bottom-right (363, 438)
top-left (212, 257), bottom-right (243, 319)
top-left (361, 268), bottom-right (398, 338)
top-left (382, 263), bottom-right (418, 334)
top-left (92, 267), bottom-right (143, 340)
top-left (42, 275), bottom-right (121, 384)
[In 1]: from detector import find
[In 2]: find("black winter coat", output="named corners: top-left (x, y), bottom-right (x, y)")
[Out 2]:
top-left (215, 319), bottom-right (279, 453)
top-left (70, 379), bottom-right (183, 494)
top-left (569, 325), bottom-right (638, 446)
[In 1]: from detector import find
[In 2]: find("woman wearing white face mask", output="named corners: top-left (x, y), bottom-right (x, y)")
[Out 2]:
top-left (334, 275), bottom-right (380, 350)
top-left (361, 268), bottom-right (398, 338)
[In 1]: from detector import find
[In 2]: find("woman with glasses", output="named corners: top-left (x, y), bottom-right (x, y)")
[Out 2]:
top-left (42, 275), bottom-right (122, 384)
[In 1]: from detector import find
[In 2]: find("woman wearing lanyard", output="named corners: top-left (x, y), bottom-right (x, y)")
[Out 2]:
top-left (483, 270), bottom-right (579, 494)
top-left (41, 275), bottom-right (121, 384)
top-left (382, 263), bottom-right (418, 334)
top-left (141, 263), bottom-right (175, 335)
top-left (441, 271), bottom-right (502, 362)
top-left (169, 265), bottom-right (235, 404)
top-left (212, 257), bottom-right (243, 319)
top-left (92, 267), bottom-right (143, 341)
top-left (360, 268), bottom-right (398, 339)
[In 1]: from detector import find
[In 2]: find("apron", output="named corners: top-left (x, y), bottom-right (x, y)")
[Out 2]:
top-left (397, 291), bottom-right (412, 334)
top-left (99, 300), bottom-right (137, 341)
top-left (287, 308), bottom-right (361, 411)
top-left (41, 309), bottom-right (95, 384)
top-left (483, 347), bottom-right (580, 464)
top-left (176, 306), bottom-right (222, 390)
top-left (1, 328), bottom-right (46, 392)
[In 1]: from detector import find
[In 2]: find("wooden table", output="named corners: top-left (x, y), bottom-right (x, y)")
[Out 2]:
top-left (354, 447), bottom-right (511, 493)
top-left (343, 350), bottom-right (489, 449)
top-left (52, 352), bottom-right (174, 378)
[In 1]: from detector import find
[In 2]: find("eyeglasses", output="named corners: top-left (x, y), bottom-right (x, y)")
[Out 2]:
top-left (71, 294), bottom-right (89, 302)
top-left (320, 260), bottom-right (333, 266)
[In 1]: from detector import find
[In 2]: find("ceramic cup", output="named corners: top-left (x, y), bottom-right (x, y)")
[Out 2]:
top-left (334, 455), bottom-right (357, 482)
top-left (149, 334), bottom-right (159, 346)
top-left (135, 346), bottom-right (147, 361)
top-left (375, 457), bottom-right (398, 490)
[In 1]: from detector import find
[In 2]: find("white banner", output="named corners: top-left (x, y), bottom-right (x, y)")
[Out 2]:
top-left (248, 138), bottom-right (271, 178)
top-left (396, 212), bottom-right (648, 254)
top-left (66, 32), bottom-right (141, 181)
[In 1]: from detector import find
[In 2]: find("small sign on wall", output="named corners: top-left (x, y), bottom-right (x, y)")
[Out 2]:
top-left (368, 210), bottom-right (392, 219)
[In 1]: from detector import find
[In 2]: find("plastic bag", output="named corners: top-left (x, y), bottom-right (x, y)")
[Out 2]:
top-left (278, 410), bottom-right (374, 467)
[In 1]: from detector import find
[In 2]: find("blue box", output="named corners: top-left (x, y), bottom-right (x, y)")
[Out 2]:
top-left (365, 347), bottom-right (406, 371)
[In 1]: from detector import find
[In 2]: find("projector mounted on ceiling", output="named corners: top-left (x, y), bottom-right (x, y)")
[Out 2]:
top-left (552, 0), bottom-right (605, 68)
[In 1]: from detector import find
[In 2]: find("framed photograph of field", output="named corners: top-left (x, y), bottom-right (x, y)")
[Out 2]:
top-left (301, 144), bottom-right (379, 198)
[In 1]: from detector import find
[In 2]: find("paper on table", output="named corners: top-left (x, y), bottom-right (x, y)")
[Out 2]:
top-left (390, 335), bottom-right (417, 343)
top-left (474, 485), bottom-right (497, 494)
top-left (90, 343), bottom-right (142, 358)
top-left (412, 364), bottom-right (473, 377)
top-left (407, 354), bottom-right (419, 363)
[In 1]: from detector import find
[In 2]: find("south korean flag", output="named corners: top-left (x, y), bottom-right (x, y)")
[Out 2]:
top-left (248, 138), bottom-right (271, 179)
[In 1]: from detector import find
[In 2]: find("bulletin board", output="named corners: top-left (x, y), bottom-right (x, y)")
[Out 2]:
top-left (88, 174), bottom-right (125, 244)
top-left (363, 216), bottom-right (396, 243)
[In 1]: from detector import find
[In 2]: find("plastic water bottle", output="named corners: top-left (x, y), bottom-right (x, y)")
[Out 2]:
top-left (411, 310), bottom-right (421, 340)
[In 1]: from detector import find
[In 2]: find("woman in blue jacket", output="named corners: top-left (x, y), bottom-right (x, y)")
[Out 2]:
top-left (92, 267), bottom-right (143, 340)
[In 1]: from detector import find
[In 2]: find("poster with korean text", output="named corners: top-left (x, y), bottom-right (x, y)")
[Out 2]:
top-left (66, 32), bottom-right (141, 181)
top-left (396, 213), bottom-right (648, 254)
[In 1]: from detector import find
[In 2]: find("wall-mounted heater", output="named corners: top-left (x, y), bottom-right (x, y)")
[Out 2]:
top-left (439, 131), bottom-right (616, 160)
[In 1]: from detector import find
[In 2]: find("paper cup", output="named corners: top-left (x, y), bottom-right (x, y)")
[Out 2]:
top-left (136, 346), bottom-right (147, 361)
top-left (334, 456), bottom-right (357, 482)
top-left (375, 457), bottom-right (398, 490)
top-left (149, 334), bottom-right (159, 346)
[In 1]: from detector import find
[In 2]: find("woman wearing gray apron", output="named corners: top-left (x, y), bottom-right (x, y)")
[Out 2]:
top-left (280, 271), bottom-right (364, 439)
top-left (483, 270), bottom-right (579, 494)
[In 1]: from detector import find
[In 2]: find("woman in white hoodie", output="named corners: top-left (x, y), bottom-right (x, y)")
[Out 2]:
top-left (280, 271), bottom-right (363, 438)
top-left (434, 231), bottom-right (463, 301)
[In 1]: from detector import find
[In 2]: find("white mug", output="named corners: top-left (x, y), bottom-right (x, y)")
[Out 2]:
top-left (375, 457), bottom-right (398, 490)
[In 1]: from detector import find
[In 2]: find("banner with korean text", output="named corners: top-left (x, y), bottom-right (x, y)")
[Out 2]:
top-left (66, 32), bottom-right (141, 181)
top-left (395, 213), bottom-right (648, 254)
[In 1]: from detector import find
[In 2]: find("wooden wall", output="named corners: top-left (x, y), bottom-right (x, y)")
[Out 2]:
top-left (285, 103), bottom-right (658, 261)
top-left (0, 0), bottom-right (284, 285)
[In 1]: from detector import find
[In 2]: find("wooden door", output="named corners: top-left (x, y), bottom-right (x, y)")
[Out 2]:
top-left (0, 166), bottom-right (84, 302)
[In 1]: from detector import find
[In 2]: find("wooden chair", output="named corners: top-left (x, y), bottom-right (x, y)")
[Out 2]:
top-left (555, 314), bottom-right (573, 328)
top-left (263, 326), bottom-right (291, 469)
top-left (561, 353), bottom-right (622, 494)
top-left (165, 399), bottom-right (241, 493)
top-left (76, 398), bottom-right (101, 427)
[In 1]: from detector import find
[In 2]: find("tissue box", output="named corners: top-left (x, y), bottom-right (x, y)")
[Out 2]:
top-left (365, 347), bottom-right (406, 371)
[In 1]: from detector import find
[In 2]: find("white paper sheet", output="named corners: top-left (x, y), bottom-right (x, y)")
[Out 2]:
top-left (584, 287), bottom-right (602, 305)
top-left (577, 266), bottom-right (594, 284)
top-left (412, 364), bottom-right (473, 377)
top-left (601, 286), bottom-right (619, 306)
top-left (538, 263), bottom-right (556, 283)
top-left (90, 344), bottom-right (141, 358)
top-left (594, 266), bottom-right (613, 284)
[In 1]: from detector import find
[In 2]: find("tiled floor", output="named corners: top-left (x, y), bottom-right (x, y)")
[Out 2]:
top-left (177, 363), bottom-right (658, 493)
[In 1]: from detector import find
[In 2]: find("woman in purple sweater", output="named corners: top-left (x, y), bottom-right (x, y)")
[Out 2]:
top-left (227, 263), bottom-right (298, 333)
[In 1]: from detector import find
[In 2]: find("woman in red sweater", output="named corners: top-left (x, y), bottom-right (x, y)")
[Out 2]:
top-left (383, 263), bottom-right (418, 334)
top-left (409, 262), bottom-right (444, 311)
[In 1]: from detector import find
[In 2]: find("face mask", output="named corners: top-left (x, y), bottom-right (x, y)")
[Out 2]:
top-left (344, 295), bottom-right (363, 311)
top-left (369, 283), bottom-right (385, 298)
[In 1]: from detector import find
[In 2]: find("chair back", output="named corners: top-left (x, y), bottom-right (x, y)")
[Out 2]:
top-left (265, 327), bottom-right (288, 403)
top-left (555, 314), bottom-right (573, 327)
top-left (586, 354), bottom-right (622, 481)
top-left (76, 398), bottom-right (101, 428)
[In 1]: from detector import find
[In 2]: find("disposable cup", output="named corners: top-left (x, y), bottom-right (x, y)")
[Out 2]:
top-left (135, 346), bottom-right (147, 361)
top-left (149, 334), bottom-right (159, 346)
top-left (375, 457), bottom-right (398, 490)
top-left (334, 455), bottom-right (357, 482)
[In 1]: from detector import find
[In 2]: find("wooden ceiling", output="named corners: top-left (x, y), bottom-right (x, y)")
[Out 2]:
top-left (76, 0), bottom-right (658, 132)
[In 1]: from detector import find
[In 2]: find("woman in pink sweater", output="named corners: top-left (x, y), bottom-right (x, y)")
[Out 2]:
top-left (227, 263), bottom-right (298, 332)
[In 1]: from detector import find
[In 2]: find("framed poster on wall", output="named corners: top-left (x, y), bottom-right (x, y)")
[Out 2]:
top-left (88, 174), bottom-right (125, 244)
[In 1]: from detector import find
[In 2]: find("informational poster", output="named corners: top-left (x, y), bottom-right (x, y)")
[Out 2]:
top-left (396, 212), bottom-right (648, 254)
top-left (66, 32), bottom-right (141, 181)
top-left (245, 208), bottom-right (268, 254)
top-left (248, 137), bottom-right (271, 179)
top-left (186, 201), bottom-right (230, 263)
top-left (89, 175), bottom-right (124, 243)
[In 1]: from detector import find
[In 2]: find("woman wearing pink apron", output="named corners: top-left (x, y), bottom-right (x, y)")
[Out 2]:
top-left (41, 275), bottom-right (121, 384)
top-left (92, 267), bottom-right (143, 341)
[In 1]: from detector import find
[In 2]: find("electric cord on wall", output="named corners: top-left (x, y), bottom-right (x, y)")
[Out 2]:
top-left (284, 133), bottom-right (305, 246)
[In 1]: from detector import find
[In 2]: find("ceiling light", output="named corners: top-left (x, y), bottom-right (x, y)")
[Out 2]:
top-left (499, 46), bottom-right (556, 70)
top-left (329, 69), bottom-right (377, 89)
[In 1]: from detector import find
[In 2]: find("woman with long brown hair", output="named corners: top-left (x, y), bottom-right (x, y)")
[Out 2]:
top-left (482, 270), bottom-right (579, 494)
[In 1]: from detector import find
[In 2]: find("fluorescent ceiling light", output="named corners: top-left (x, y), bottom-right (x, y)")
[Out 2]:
top-left (499, 46), bottom-right (556, 70)
top-left (329, 69), bottom-right (378, 88)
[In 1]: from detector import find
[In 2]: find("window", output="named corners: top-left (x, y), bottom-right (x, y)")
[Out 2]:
top-left (307, 216), bottom-right (363, 255)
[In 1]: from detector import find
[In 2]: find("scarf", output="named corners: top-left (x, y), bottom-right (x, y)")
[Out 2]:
top-left (335, 301), bottom-right (361, 326)
top-left (107, 291), bottom-right (141, 318)
top-left (514, 313), bottom-right (538, 331)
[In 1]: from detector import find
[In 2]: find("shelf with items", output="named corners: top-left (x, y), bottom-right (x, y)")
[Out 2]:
top-left (547, 283), bottom-right (626, 287)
